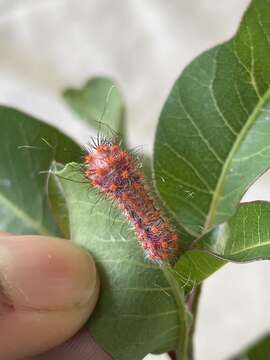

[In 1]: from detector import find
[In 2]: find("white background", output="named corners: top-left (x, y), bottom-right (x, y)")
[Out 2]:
top-left (0, 1), bottom-right (270, 359)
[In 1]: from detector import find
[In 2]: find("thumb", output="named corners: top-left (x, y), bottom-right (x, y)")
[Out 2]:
top-left (0, 234), bottom-right (99, 359)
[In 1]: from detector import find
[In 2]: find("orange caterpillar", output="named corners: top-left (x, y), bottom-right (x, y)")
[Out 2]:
top-left (84, 137), bottom-right (178, 263)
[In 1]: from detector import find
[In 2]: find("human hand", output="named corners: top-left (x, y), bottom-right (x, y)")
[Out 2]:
top-left (0, 233), bottom-right (112, 359)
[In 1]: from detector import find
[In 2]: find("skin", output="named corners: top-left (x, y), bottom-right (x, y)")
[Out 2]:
top-left (0, 232), bottom-right (111, 359)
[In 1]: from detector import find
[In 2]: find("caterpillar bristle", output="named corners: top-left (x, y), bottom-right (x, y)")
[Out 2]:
top-left (84, 138), bottom-right (179, 264)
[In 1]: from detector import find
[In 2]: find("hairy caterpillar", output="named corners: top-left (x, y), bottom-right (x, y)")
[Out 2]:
top-left (83, 135), bottom-right (178, 263)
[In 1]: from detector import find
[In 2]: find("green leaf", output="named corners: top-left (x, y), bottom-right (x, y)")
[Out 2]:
top-left (174, 250), bottom-right (225, 293)
top-left (154, 0), bottom-right (270, 236)
top-left (59, 163), bottom-right (191, 360)
top-left (199, 201), bottom-right (270, 262)
top-left (47, 162), bottom-right (70, 238)
top-left (63, 77), bottom-right (125, 136)
top-left (0, 106), bottom-right (80, 235)
top-left (229, 332), bottom-right (270, 360)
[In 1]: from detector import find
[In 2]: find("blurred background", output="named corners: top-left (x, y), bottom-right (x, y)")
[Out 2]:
top-left (1, 0), bottom-right (270, 359)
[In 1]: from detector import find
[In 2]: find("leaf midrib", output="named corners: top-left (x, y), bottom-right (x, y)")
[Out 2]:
top-left (0, 192), bottom-right (51, 235)
top-left (222, 240), bottom-right (270, 256)
top-left (204, 86), bottom-right (270, 231)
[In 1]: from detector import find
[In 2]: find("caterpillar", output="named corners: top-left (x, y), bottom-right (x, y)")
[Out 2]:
top-left (84, 136), bottom-right (178, 264)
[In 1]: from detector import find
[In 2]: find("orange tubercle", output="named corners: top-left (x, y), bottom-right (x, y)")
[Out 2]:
top-left (96, 145), bottom-right (108, 153)
top-left (84, 154), bottom-right (93, 163)
top-left (143, 216), bottom-right (150, 224)
top-left (105, 156), bottom-right (114, 165)
top-left (121, 170), bottom-right (129, 179)
top-left (96, 167), bottom-right (106, 176)
top-left (161, 241), bottom-right (169, 249)
top-left (121, 192), bottom-right (129, 200)
top-left (171, 233), bottom-right (178, 241)
top-left (151, 225), bottom-right (159, 234)
top-left (133, 182), bottom-right (141, 190)
top-left (109, 183), bottom-right (117, 192)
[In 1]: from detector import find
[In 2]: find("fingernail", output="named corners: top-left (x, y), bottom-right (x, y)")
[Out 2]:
top-left (0, 236), bottom-right (99, 311)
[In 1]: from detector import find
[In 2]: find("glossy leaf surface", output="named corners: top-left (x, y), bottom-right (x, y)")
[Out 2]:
top-left (0, 106), bottom-right (80, 235)
top-left (154, 0), bottom-right (270, 236)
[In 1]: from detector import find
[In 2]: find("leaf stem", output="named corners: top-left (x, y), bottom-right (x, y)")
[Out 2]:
top-left (187, 284), bottom-right (202, 360)
top-left (163, 267), bottom-right (191, 360)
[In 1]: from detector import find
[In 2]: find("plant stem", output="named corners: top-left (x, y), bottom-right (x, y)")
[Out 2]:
top-left (163, 267), bottom-right (190, 360)
top-left (187, 284), bottom-right (202, 360)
